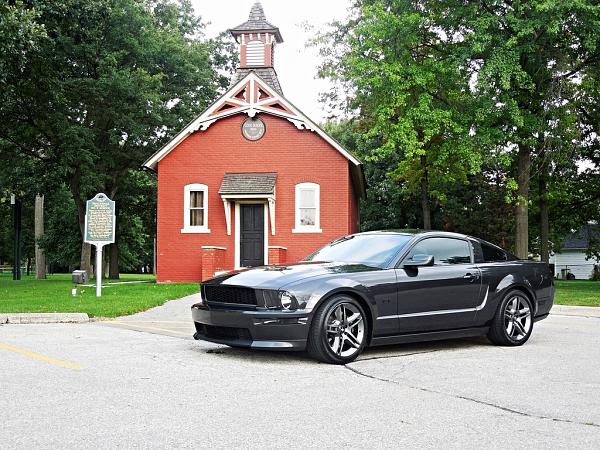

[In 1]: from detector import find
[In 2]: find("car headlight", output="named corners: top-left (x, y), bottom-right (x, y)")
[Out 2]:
top-left (279, 291), bottom-right (295, 310)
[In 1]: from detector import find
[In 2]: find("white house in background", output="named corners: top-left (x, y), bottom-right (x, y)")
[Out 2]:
top-left (550, 224), bottom-right (599, 279)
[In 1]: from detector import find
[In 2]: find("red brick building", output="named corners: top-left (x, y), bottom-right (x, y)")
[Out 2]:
top-left (144, 2), bottom-right (365, 282)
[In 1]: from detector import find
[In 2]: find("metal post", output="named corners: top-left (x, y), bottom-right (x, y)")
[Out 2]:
top-left (96, 244), bottom-right (103, 297)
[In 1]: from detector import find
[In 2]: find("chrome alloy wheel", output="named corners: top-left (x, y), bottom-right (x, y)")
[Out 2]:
top-left (504, 296), bottom-right (532, 341)
top-left (325, 302), bottom-right (365, 358)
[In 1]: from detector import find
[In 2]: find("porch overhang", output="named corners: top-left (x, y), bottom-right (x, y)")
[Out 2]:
top-left (219, 172), bottom-right (277, 236)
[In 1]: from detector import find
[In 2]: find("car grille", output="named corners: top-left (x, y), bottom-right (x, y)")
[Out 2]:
top-left (202, 285), bottom-right (258, 306)
top-left (195, 323), bottom-right (252, 341)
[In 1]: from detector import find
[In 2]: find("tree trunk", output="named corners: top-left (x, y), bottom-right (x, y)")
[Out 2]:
top-left (103, 249), bottom-right (109, 278)
top-left (81, 243), bottom-right (92, 276)
top-left (539, 156), bottom-right (550, 264)
top-left (109, 242), bottom-right (119, 279)
top-left (108, 204), bottom-right (119, 279)
top-left (69, 167), bottom-right (92, 276)
top-left (515, 144), bottom-right (531, 259)
top-left (34, 194), bottom-right (46, 279)
top-left (420, 155), bottom-right (431, 230)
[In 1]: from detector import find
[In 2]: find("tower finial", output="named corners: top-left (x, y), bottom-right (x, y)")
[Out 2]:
top-left (248, 2), bottom-right (266, 22)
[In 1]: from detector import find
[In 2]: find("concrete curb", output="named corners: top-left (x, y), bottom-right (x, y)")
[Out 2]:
top-left (550, 305), bottom-right (600, 318)
top-left (0, 313), bottom-right (89, 324)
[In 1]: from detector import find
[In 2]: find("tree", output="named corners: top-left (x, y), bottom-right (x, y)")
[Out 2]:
top-left (0, 0), bottom-right (233, 277)
top-left (435, 0), bottom-right (600, 258)
top-left (316, 0), bottom-right (482, 230)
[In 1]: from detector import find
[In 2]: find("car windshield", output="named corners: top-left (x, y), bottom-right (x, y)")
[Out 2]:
top-left (305, 234), bottom-right (413, 268)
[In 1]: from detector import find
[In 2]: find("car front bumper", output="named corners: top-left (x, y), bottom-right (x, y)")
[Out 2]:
top-left (191, 305), bottom-right (311, 351)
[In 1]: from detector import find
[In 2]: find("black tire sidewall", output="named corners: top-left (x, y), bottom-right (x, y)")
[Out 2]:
top-left (316, 295), bottom-right (367, 364)
top-left (497, 291), bottom-right (534, 345)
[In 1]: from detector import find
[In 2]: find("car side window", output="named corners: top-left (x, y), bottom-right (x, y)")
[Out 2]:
top-left (481, 242), bottom-right (508, 262)
top-left (405, 238), bottom-right (471, 265)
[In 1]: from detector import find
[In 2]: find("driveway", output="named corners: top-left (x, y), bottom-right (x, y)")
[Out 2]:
top-left (1, 297), bottom-right (599, 449)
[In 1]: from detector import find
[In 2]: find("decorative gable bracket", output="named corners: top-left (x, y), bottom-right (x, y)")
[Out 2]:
top-left (143, 71), bottom-right (363, 179)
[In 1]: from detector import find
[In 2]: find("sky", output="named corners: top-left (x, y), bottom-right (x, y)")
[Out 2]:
top-left (191, 0), bottom-right (352, 122)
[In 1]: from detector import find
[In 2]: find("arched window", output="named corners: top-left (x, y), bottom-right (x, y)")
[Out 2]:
top-left (181, 184), bottom-right (210, 233)
top-left (246, 40), bottom-right (265, 66)
top-left (293, 183), bottom-right (322, 233)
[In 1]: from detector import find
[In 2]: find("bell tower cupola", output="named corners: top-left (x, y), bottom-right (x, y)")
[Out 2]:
top-left (229, 2), bottom-right (284, 94)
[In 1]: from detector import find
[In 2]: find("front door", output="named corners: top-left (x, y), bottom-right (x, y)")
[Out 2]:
top-left (240, 204), bottom-right (264, 267)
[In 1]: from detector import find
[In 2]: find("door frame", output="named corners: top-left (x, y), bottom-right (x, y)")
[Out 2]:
top-left (234, 201), bottom-right (268, 269)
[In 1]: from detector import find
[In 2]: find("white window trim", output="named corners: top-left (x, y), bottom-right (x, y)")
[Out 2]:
top-left (293, 182), bottom-right (322, 233)
top-left (181, 183), bottom-right (210, 234)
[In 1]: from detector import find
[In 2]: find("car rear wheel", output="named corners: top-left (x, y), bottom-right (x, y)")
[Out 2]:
top-left (488, 290), bottom-right (533, 346)
top-left (307, 295), bottom-right (367, 364)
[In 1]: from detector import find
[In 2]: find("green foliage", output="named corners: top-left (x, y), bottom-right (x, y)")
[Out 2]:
top-left (0, 0), bottom-right (235, 272)
top-left (318, 0), bottom-right (600, 254)
top-left (324, 119), bottom-right (420, 230)
top-left (317, 0), bottom-right (482, 219)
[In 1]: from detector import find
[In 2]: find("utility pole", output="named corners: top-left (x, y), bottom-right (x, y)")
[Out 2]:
top-left (35, 194), bottom-right (47, 279)
top-left (11, 194), bottom-right (22, 280)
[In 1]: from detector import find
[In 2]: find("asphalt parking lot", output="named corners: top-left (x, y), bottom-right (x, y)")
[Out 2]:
top-left (1, 296), bottom-right (599, 449)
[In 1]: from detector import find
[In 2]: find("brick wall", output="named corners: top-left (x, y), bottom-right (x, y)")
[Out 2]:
top-left (157, 113), bottom-right (357, 282)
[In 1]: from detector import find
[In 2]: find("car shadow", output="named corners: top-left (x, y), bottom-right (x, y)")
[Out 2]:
top-left (354, 336), bottom-right (490, 362)
top-left (188, 336), bottom-right (491, 365)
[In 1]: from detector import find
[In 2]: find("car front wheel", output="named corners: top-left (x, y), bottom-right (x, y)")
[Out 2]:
top-left (307, 295), bottom-right (367, 364)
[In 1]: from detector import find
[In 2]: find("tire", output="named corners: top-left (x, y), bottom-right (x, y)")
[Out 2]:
top-left (307, 295), bottom-right (368, 364)
top-left (488, 289), bottom-right (534, 346)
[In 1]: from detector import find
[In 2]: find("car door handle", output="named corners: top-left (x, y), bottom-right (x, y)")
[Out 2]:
top-left (463, 273), bottom-right (476, 281)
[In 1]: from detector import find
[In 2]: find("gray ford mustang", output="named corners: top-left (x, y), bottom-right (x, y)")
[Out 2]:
top-left (192, 231), bottom-right (554, 364)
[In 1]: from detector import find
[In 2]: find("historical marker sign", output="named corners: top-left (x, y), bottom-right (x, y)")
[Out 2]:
top-left (241, 117), bottom-right (266, 141)
top-left (85, 193), bottom-right (115, 244)
top-left (84, 193), bottom-right (116, 297)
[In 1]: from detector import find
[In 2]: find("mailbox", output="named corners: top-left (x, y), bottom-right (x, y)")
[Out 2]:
top-left (72, 270), bottom-right (88, 284)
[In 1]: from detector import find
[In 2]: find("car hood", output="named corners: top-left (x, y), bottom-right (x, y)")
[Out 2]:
top-left (203, 261), bottom-right (380, 290)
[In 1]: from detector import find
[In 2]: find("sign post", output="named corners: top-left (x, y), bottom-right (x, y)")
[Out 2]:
top-left (84, 193), bottom-right (116, 297)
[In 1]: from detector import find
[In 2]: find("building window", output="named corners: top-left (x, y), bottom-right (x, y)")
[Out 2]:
top-left (246, 40), bottom-right (265, 66)
top-left (293, 183), bottom-right (321, 233)
top-left (182, 184), bottom-right (210, 233)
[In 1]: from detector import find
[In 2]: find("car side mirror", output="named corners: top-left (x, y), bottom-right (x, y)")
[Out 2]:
top-left (403, 254), bottom-right (434, 267)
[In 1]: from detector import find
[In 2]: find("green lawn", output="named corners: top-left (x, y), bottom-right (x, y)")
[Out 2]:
top-left (0, 273), bottom-right (199, 318)
top-left (554, 280), bottom-right (600, 307)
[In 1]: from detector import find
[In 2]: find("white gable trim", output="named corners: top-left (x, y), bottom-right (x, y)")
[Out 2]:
top-left (143, 72), bottom-right (362, 170)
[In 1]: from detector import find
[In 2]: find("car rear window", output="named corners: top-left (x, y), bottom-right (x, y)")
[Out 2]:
top-left (481, 242), bottom-right (508, 262)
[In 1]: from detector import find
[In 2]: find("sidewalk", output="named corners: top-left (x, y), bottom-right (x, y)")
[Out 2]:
top-left (550, 305), bottom-right (600, 318)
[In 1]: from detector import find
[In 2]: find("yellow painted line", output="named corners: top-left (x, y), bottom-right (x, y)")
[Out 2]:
top-left (108, 322), bottom-right (191, 337)
top-left (0, 342), bottom-right (82, 370)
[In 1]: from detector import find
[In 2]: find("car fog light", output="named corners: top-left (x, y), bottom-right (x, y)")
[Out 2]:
top-left (280, 291), bottom-right (294, 310)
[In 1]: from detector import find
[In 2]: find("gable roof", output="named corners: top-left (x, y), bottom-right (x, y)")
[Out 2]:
top-left (562, 224), bottom-right (599, 250)
top-left (143, 71), bottom-right (366, 198)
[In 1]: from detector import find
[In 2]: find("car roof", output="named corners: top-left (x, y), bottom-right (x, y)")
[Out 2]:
top-left (357, 230), bottom-right (475, 240)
